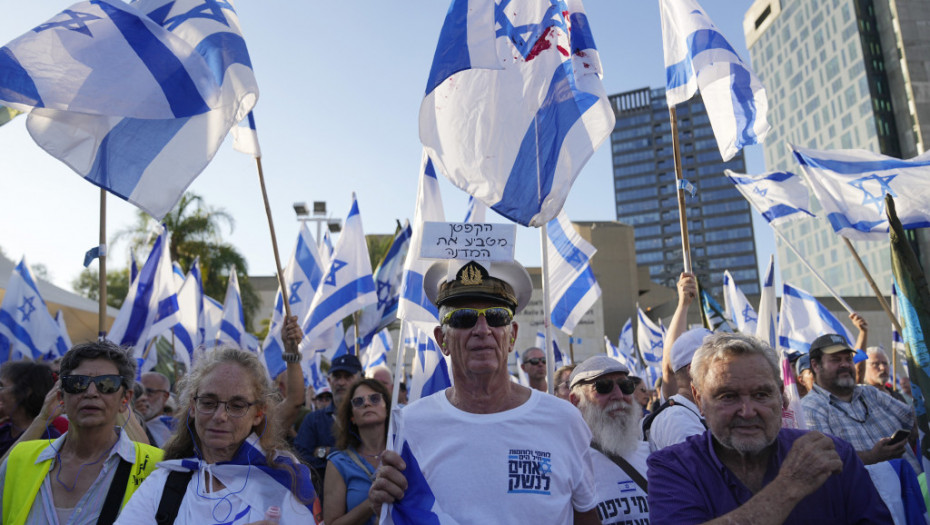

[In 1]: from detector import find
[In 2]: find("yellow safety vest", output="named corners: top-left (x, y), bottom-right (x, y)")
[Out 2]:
top-left (2, 439), bottom-right (162, 525)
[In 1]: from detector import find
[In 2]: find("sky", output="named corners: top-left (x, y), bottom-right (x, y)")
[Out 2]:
top-left (0, 0), bottom-right (772, 298)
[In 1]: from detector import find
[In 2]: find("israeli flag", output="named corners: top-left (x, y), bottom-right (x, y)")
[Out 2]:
top-left (55, 310), bottom-right (73, 351)
top-left (463, 195), bottom-right (487, 223)
top-left (723, 270), bottom-right (758, 335)
top-left (301, 194), bottom-right (377, 344)
top-left (552, 339), bottom-right (569, 368)
top-left (546, 210), bottom-right (600, 334)
top-left (173, 261), bottom-right (202, 368)
top-left (791, 145), bottom-right (930, 240)
top-left (636, 307), bottom-right (664, 366)
top-left (202, 294), bottom-right (223, 348)
top-left (24, 0), bottom-right (258, 219)
top-left (408, 328), bottom-right (451, 403)
top-left (308, 352), bottom-right (329, 393)
top-left (353, 222), bottom-right (412, 355)
top-left (700, 287), bottom-right (734, 333)
top-left (420, 0), bottom-right (615, 226)
top-left (217, 268), bottom-right (256, 351)
top-left (0, 257), bottom-right (69, 361)
top-left (107, 228), bottom-right (181, 362)
top-left (725, 170), bottom-right (815, 227)
top-left (171, 261), bottom-right (185, 289)
top-left (605, 334), bottom-right (635, 372)
top-left (398, 153), bottom-right (446, 331)
top-left (363, 329), bottom-right (392, 374)
top-left (513, 349), bottom-right (529, 387)
top-left (618, 318), bottom-right (635, 359)
top-left (262, 224), bottom-right (325, 379)
top-left (660, 0), bottom-right (769, 161)
top-left (231, 110), bottom-right (261, 157)
top-left (755, 255), bottom-right (777, 348)
top-left (778, 283), bottom-right (854, 358)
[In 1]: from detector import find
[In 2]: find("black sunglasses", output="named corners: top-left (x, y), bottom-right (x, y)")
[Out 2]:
top-left (525, 357), bottom-right (546, 366)
top-left (441, 307), bottom-right (514, 329)
top-left (591, 378), bottom-right (635, 396)
top-left (61, 374), bottom-right (125, 395)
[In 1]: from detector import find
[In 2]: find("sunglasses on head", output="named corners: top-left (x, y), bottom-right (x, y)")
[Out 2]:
top-left (60, 374), bottom-right (125, 395)
top-left (351, 393), bottom-right (384, 408)
top-left (591, 377), bottom-right (635, 396)
top-left (525, 357), bottom-right (546, 366)
top-left (441, 306), bottom-right (514, 329)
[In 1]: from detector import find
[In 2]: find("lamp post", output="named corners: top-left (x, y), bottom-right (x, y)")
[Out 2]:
top-left (293, 201), bottom-right (342, 245)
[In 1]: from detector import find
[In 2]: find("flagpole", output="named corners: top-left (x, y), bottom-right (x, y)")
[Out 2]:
top-left (669, 106), bottom-right (693, 273)
top-left (841, 237), bottom-right (903, 336)
top-left (353, 311), bottom-right (360, 357)
top-left (253, 156), bottom-right (292, 319)
top-left (391, 320), bottom-right (406, 405)
top-left (98, 188), bottom-right (108, 340)
top-left (770, 227), bottom-right (854, 315)
top-left (540, 225), bottom-right (555, 395)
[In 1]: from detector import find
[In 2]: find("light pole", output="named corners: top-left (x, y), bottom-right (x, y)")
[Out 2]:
top-left (293, 201), bottom-right (342, 245)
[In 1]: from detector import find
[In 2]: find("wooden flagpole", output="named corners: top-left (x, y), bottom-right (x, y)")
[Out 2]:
top-left (98, 188), bottom-right (108, 340)
top-left (669, 106), bottom-right (693, 274)
top-left (253, 156), bottom-right (291, 320)
top-left (842, 237), bottom-right (902, 333)
top-left (540, 226), bottom-right (555, 394)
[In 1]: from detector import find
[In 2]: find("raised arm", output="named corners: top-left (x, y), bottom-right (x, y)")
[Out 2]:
top-left (276, 316), bottom-right (306, 433)
top-left (662, 272), bottom-right (697, 399)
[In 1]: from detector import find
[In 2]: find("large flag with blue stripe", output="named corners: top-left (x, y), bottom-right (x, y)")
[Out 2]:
top-left (0, 257), bottom-right (69, 362)
top-left (636, 307), bottom-right (664, 367)
top-left (419, 0), bottom-right (615, 227)
top-left (755, 255), bottom-right (777, 347)
top-left (397, 152), bottom-right (445, 331)
top-left (202, 294), bottom-right (223, 347)
top-left (217, 267), bottom-right (257, 351)
top-left (777, 282), bottom-right (854, 359)
top-left (21, 0), bottom-right (258, 219)
top-left (408, 328), bottom-right (451, 403)
top-left (725, 170), bottom-right (814, 227)
top-left (107, 227), bottom-right (181, 360)
top-left (660, 0), bottom-right (769, 161)
top-left (723, 270), bottom-right (757, 335)
top-left (792, 145), bottom-right (930, 240)
top-left (301, 194), bottom-right (377, 345)
top-left (363, 329), bottom-right (392, 374)
top-left (546, 210), bottom-right (600, 334)
top-left (172, 259), bottom-right (202, 368)
top-left (353, 222), bottom-right (412, 355)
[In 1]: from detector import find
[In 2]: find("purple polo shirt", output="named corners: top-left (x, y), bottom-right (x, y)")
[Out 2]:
top-left (647, 428), bottom-right (891, 524)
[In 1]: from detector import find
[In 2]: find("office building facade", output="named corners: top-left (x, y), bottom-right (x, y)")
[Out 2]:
top-left (609, 87), bottom-right (760, 297)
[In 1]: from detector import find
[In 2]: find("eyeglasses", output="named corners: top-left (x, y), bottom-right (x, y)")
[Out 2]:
top-left (590, 378), bottom-right (636, 396)
top-left (61, 375), bottom-right (125, 395)
top-left (143, 388), bottom-right (168, 396)
top-left (193, 396), bottom-right (256, 418)
top-left (525, 358), bottom-right (546, 366)
top-left (441, 307), bottom-right (514, 329)
top-left (351, 393), bottom-right (384, 408)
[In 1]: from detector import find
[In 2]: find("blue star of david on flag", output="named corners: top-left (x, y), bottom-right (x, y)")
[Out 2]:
top-left (289, 281), bottom-right (303, 304)
top-left (495, 0), bottom-right (569, 60)
top-left (742, 303), bottom-right (757, 324)
top-left (752, 185), bottom-right (768, 198)
top-left (848, 173), bottom-right (898, 215)
top-left (33, 9), bottom-right (101, 37)
top-left (162, 0), bottom-right (234, 30)
top-left (18, 296), bottom-right (36, 322)
top-left (324, 260), bottom-right (347, 287)
top-left (376, 280), bottom-right (394, 310)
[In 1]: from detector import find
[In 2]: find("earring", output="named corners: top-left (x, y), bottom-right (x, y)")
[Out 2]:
top-left (510, 338), bottom-right (515, 343)
top-left (442, 343), bottom-right (447, 348)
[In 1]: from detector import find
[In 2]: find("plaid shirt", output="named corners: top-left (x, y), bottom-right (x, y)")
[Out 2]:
top-left (801, 383), bottom-right (919, 472)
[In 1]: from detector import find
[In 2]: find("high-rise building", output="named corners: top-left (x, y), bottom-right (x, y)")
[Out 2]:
top-left (744, 0), bottom-right (930, 296)
top-left (609, 87), bottom-right (760, 297)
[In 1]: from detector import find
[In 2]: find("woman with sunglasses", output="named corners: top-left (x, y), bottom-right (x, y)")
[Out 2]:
top-left (0, 341), bottom-right (162, 525)
top-left (114, 343), bottom-right (322, 524)
top-left (324, 379), bottom-right (391, 525)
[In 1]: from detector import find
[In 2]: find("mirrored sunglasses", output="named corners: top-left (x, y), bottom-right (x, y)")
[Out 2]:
top-left (525, 358), bottom-right (546, 366)
top-left (441, 307), bottom-right (514, 329)
top-left (592, 378), bottom-right (636, 396)
top-left (61, 374), bottom-right (125, 395)
top-left (351, 393), bottom-right (384, 408)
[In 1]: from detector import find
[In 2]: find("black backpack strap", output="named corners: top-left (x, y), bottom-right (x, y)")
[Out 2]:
top-left (97, 459), bottom-right (133, 525)
top-left (155, 470), bottom-right (194, 525)
top-left (641, 399), bottom-right (674, 439)
top-left (591, 442), bottom-right (648, 493)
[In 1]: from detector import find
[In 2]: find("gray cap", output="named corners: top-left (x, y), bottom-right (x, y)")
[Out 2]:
top-left (670, 327), bottom-right (713, 372)
top-left (569, 356), bottom-right (629, 389)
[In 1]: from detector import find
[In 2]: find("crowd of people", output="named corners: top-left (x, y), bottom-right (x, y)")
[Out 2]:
top-left (0, 259), bottom-right (924, 524)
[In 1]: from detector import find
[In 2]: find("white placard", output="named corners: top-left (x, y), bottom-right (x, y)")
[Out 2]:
top-left (420, 222), bottom-right (517, 261)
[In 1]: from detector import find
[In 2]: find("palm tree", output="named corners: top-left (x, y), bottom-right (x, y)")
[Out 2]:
top-left (116, 193), bottom-right (260, 330)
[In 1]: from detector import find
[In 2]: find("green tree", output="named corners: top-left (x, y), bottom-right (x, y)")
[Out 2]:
top-left (116, 193), bottom-right (260, 330)
top-left (71, 268), bottom-right (131, 309)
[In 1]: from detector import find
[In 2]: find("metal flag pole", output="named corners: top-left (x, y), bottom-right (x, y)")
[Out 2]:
top-left (98, 189), bottom-right (108, 340)
top-left (669, 106), bottom-right (693, 273)
top-left (540, 225), bottom-right (555, 395)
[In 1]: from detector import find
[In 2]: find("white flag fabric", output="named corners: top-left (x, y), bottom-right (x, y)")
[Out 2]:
top-left (546, 210), bottom-right (601, 335)
top-left (420, 0), bottom-right (614, 226)
top-left (231, 111), bottom-right (261, 157)
top-left (217, 268), bottom-right (256, 351)
top-left (723, 270), bottom-right (758, 335)
top-left (637, 307), bottom-right (664, 366)
top-left (618, 318), bottom-right (636, 362)
top-left (778, 282), bottom-right (854, 357)
top-left (725, 170), bottom-right (814, 227)
top-left (408, 328), bottom-right (451, 402)
top-left (791, 144), bottom-right (930, 240)
top-left (23, 0), bottom-right (258, 219)
top-left (363, 329), bottom-right (392, 374)
top-left (463, 195), bottom-right (487, 223)
top-left (301, 194), bottom-right (377, 344)
top-left (353, 222), bottom-right (412, 355)
top-left (397, 153), bottom-right (445, 331)
top-left (755, 255), bottom-right (777, 348)
top-left (605, 332), bottom-right (635, 372)
top-left (173, 260), bottom-right (202, 368)
top-left (0, 257), bottom-right (69, 361)
top-left (54, 310), bottom-right (73, 352)
top-left (513, 349), bottom-right (530, 387)
top-left (660, 0), bottom-right (769, 161)
top-left (202, 294), bottom-right (223, 348)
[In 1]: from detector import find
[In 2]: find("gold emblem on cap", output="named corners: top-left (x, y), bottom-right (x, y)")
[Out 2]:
top-left (460, 265), bottom-right (483, 286)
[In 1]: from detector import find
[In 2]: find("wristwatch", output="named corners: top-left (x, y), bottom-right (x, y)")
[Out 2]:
top-left (282, 352), bottom-right (301, 363)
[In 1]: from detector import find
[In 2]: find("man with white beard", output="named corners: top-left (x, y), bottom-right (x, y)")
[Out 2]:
top-left (569, 356), bottom-right (650, 524)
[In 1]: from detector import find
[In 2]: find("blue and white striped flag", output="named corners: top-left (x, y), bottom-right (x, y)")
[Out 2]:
top-left (23, 0), bottom-right (258, 219)
top-left (618, 318), bottom-right (635, 360)
top-left (262, 224), bottom-right (326, 379)
top-left (363, 329), bottom-right (392, 374)
top-left (301, 194), bottom-right (377, 345)
top-left (171, 261), bottom-right (186, 289)
top-left (513, 349), bottom-right (529, 386)
top-left (308, 352), bottom-right (329, 393)
top-left (202, 294), bottom-right (223, 348)
top-left (217, 268), bottom-right (257, 352)
top-left (173, 260), bottom-right (202, 368)
top-left (777, 282), bottom-right (854, 358)
top-left (723, 270), bottom-right (758, 335)
top-left (107, 227), bottom-right (180, 361)
top-left (637, 307), bottom-right (664, 366)
top-left (420, 0), bottom-right (615, 226)
top-left (660, 0), bottom-right (769, 161)
top-left (353, 222), bottom-right (412, 355)
top-left (605, 334), bottom-right (635, 372)
top-left (725, 170), bottom-right (814, 227)
top-left (54, 310), bottom-right (73, 352)
top-left (231, 110), bottom-right (261, 157)
top-left (791, 145), bottom-right (930, 240)
top-left (546, 210), bottom-right (600, 334)
top-left (397, 153), bottom-right (445, 331)
top-left (755, 255), bottom-right (777, 348)
top-left (408, 328), bottom-right (451, 402)
top-left (463, 195), bottom-right (486, 223)
top-left (0, 257), bottom-right (69, 361)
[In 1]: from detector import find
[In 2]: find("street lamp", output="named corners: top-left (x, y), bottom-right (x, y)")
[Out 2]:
top-left (293, 201), bottom-right (341, 244)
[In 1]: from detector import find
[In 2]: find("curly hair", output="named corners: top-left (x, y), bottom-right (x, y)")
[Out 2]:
top-left (334, 378), bottom-right (391, 451)
top-left (0, 361), bottom-right (55, 418)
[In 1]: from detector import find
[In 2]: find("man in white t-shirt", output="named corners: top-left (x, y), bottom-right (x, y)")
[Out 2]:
top-left (569, 356), bottom-right (649, 524)
top-left (370, 259), bottom-right (600, 524)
